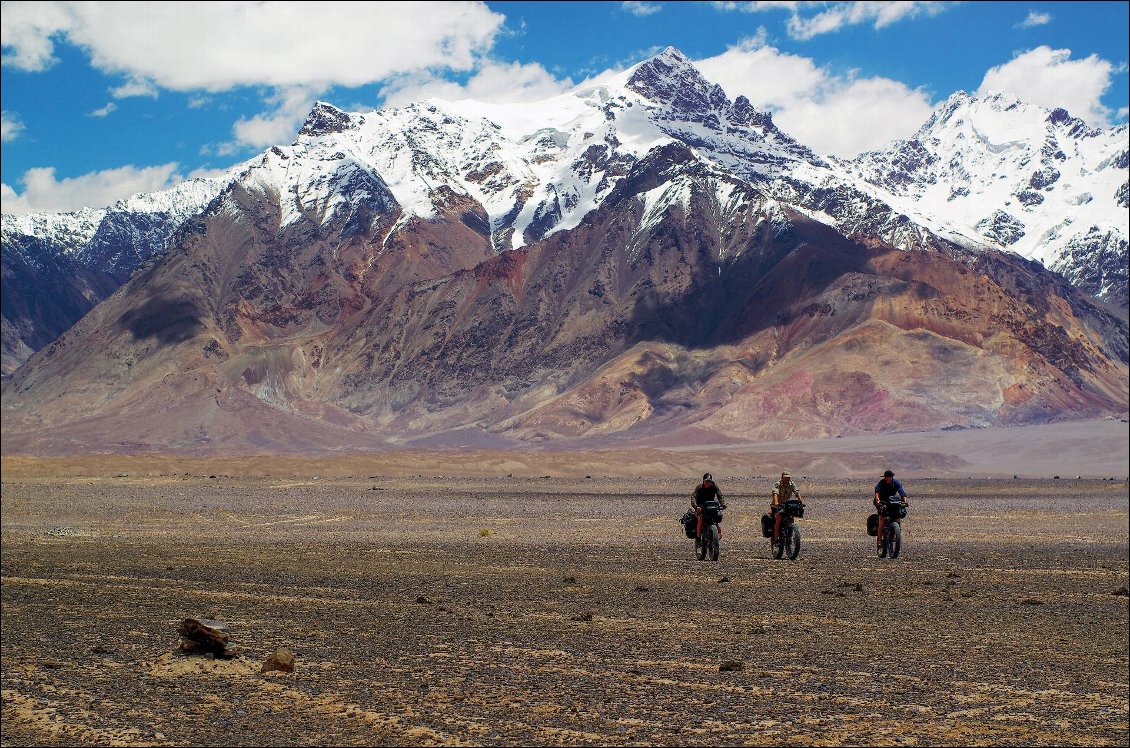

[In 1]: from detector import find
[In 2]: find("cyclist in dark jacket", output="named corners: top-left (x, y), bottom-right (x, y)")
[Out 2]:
top-left (692, 473), bottom-right (726, 544)
top-left (874, 470), bottom-right (909, 544)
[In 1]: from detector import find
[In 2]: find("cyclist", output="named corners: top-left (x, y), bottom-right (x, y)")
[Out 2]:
top-left (692, 473), bottom-right (726, 547)
top-left (771, 471), bottom-right (804, 541)
top-left (874, 470), bottom-right (909, 547)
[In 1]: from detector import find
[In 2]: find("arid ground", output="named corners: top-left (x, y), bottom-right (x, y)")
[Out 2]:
top-left (1, 456), bottom-right (1127, 746)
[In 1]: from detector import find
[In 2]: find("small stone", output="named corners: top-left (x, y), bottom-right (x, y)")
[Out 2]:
top-left (416, 596), bottom-right (433, 605)
top-left (855, 583), bottom-right (864, 592)
top-left (571, 612), bottom-right (594, 622)
top-left (261, 647), bottom-right (295, 674)
top-left (718, 577), bottom-right (730, 584)
top-left (1020, 598), bottom-right (1043, 606)
top-left (1112, 585), bottom-right (1129, 597)
top-left (719, 660), bottom-right (744, 672)
top-left (633, 585), bottom-right (649, 592)
top-left (562, 576), bottom-right (577, 583)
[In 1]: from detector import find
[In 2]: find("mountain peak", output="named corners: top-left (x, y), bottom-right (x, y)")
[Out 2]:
top-left (298, 101), bottom-right (355, 137)
top-left (627, 46), bottom-right (728, 113)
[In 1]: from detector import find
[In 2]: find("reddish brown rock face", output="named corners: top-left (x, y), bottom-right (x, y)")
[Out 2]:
top-left (2, 139), bottom-right (1127, 454)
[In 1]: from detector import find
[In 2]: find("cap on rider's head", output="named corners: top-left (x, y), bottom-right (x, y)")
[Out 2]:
top-left (884, 470), bottom-right (895, 478)
top-left (781, 471), bottom-right (790, 479)
top-left (703, 473), bottom-right (712, 482)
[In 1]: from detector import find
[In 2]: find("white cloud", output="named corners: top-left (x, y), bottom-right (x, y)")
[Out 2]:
top-left (1017, 10), bottom-right (1052, 28)
top-left (380, 59), bottom-right (573, 107)
top-left (0, 1), bottom-right (76, 71)
top-left (1117, 107), bottom-right (1129, 122)
top-left (1, 163), bottom-right (183, 215)
top-left (1, 110), bottom-right (25, 142)
top-left (225, 86), bottom-right (319, 152)
top-left (695, 37), bottom-right (935, 156)
top-left (110, 78), bottom-right (158, 99)
top-left (712, 1), bottom-right (951, 39)
top-left (88, 102), bottom-right (117, 118)
top-left (978, 46), bottom-right (1119, 127)
top-left (3, 2), bottom-right (509, 158)
top-left (622, 1), bottom-right (663, 16)
top-left (2, 2), bottom-right (504, 89)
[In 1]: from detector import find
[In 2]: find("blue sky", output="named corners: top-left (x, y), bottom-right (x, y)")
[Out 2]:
top-left (2, 1), bottom-right (1127, 214)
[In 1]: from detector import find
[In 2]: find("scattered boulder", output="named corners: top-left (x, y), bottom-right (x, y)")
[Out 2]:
top-left (1112, 585), bottom-right (1129, 597)
top-left (562, 576), bottom-right (577, 583)
top-left (633, 585), bottom-right (649, 592)
top-left (178, 618), bottom-right (233, 658)
top-left (718, 577), bottom-right (730, 584)
top-left (571, 611), bottom-right (594, 622)
top-left (261, 647), bottom-right (295, 674)
top-left (719, 660), bottom-right (744, 672)
top-left (416, 596), bottom-right (433, 605)
top-left (1020, 598), bottom-right (1043, 606)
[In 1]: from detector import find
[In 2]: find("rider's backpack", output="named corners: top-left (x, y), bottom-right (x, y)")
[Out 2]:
top-left (680, 510), bottom-right (696, 538)
top-left (866, 513), bottom-right (879, 536)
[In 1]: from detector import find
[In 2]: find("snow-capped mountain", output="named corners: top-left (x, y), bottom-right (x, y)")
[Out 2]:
top-left (844, 91), bottom-right (1129, 306)
top-left (1, 172), bottom-right (238, 373)
top-left (2, 47), bottom-right (1127, 453)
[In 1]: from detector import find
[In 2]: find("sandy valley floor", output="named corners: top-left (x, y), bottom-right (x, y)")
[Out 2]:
top-left (1, 464), bottom-right (1127, 746)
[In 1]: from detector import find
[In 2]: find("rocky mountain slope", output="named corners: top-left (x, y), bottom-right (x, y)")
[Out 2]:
top-left (2, 49), bottom-right (1127, 453)
top-left (2, 176), bottom-right (235, 374)
top-left (844, 91), bottom-right (1129, 307)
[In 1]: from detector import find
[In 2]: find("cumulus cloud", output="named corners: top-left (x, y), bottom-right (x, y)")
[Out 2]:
top-left (2, 2), bottom-right (508, 154)
top-left (622, 2), bottom-right (663, 16)
top-left (1, 163), bottom-right (183, 215)
top-left (1017, 10), bottom-right (1052, 28)
top-left (695, 37), bottom-right (935, 156)
top-left (978, 46), bottom-right (1120, 127)
top-left (0, 1), bottom-right (76, 71)
top-left (1, 110), bottom-right (25, 142)
top-left (380, 59), bottom-right (573, 107)
top-left (1, 2), bottom-right (504, 89)
top-left (224, 86), bottom-right (319, 153)
top-left (711, 1), bottom-right (951, 39)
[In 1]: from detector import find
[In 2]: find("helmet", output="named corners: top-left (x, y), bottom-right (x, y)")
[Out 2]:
top-left (883, 470), bottom-right (895, 477)
top-left (703, 473), bottom-right (713, 482)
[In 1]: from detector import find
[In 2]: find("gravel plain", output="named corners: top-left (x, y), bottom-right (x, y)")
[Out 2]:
top-left (1, 470), bottom-right (1127, 746)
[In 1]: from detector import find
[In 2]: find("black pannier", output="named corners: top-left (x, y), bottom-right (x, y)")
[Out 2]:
top-left (680, 510), bottom-right (696, 538)
top-left (702, 501), bottom-right (723, 525)
top-left (883, 501), bottom-right (907, 519)
top-left (867, 513), bottom-right (879, 537)
top-left (761, 513), bottom-right (774, 538)
top-left (784, 499), bottom-right (804, 518)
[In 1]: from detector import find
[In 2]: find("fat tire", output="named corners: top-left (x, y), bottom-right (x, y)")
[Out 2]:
top-left (889, 522), bottom-right (902, 559)
top-left (786, 525), bottom-right (801, 560)
top-left (708, 525), bottom-right (720, 561)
